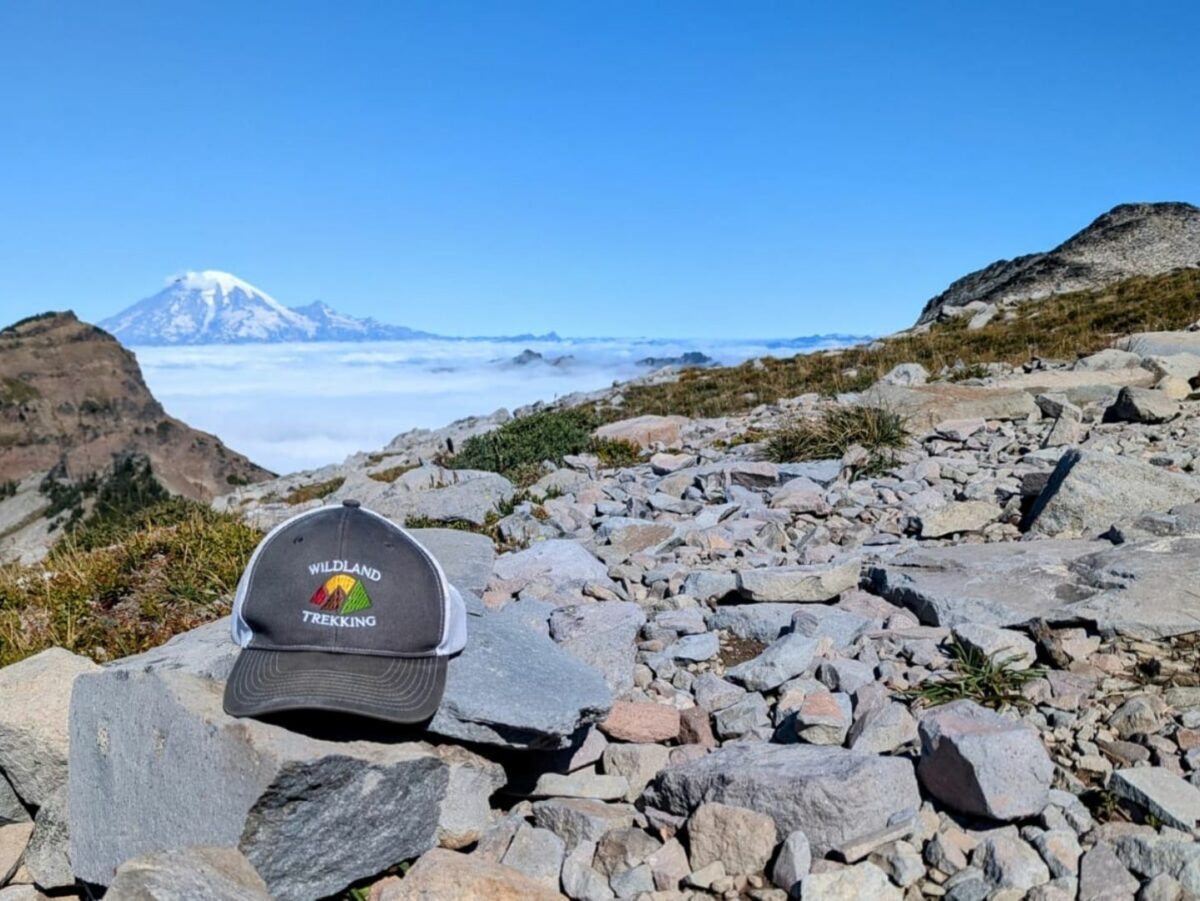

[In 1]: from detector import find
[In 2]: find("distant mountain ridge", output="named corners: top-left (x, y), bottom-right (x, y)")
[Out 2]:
top-left (99, 271), bottom-right (435, 345)
top-left (917, 202), bottom-right (1200, 325)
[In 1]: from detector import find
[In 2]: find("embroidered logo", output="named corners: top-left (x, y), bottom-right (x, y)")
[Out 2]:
top-left (309, 574), bottom-right (373, 614)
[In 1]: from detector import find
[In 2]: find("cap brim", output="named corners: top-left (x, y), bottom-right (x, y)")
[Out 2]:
top-left (223, 648), bottom-right (446, 725)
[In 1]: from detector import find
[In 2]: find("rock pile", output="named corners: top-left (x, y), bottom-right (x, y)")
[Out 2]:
top-left (6, 335), bottom-right (1200, 898)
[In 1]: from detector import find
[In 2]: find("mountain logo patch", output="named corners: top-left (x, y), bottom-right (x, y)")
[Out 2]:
top-left (310, 574), bottom-right (373, 614)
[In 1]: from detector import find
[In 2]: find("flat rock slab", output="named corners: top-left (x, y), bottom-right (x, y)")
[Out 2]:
top-left (428, 593), bottom-right (613, 749)
top-left (493, 540), bottom-right (610, 586)
top-left (108, 618), bottom-right (240, 681)
top-left (997, 367), bottom-right (1155, 395)
top-left (735, 560), bottom-right (860, 603)
top-left (863, 540), bottom-right (1101, 629)
top-left (1111, 766), bottom-right (1200, 831)
top-left (549, 602), bottom-right (646, 696)
top-left (105, 847), bottom-right (271, 901)
top-left (69, 669), bottom-right (503, 900)
top-left (1063, 537), bottom-right (1200, 639)
top-left (642, 743), bottom-right (920, 857)
top-left (859, 383), bottom-right (1038, 428)
top-left (1119, 331), bottom-right (1200, 357)
top-left (866, 537), bottom-right (1200, 638)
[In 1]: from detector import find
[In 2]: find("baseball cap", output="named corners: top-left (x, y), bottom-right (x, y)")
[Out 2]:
top-left (223, 499), bottom-right (467, 724)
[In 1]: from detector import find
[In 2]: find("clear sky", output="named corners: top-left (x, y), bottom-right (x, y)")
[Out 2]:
top-left (1, 1), bottom-right (1197, 338)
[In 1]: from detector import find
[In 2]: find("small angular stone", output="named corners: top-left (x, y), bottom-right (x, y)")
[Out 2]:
top-left (686, 802), bottom-right (777, 875)
top-left (599, 702), bottom-right (681, 743)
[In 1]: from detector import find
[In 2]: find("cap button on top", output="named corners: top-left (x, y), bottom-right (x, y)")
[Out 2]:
top-left (342, 499), bottom-right (361, 509)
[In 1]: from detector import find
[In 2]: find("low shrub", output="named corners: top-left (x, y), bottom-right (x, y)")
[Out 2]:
top-left (451, 408), bottom-right (598, 477)
top-left (593, 437), bottom-right (642, 469)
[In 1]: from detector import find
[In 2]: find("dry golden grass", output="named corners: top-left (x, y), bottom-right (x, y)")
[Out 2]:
top-left (605, 270), bottom-right (1200, 420)
top-left (0, 503), bottom-right (259, 666)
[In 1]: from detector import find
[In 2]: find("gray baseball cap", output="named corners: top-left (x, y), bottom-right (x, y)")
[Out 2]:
top-left (223, 500), bottom-right (467, 724)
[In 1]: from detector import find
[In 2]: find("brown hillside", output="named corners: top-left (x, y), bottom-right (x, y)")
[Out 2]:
top-left (0, 311), bottom-right (271, 500)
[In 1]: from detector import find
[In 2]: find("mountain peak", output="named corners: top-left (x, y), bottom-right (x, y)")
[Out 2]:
top-left (170, 270), bottom-right (270, 296)
top-left (99, 273), bottom-right (435, 345)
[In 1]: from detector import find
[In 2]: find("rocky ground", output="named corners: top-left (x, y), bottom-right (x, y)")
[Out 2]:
top-left (6, 329), bottom-right (1200, 899)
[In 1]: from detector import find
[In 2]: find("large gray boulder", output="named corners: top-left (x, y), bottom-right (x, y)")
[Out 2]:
top-left (0, 648), bottom-right (100, 807)
top-left (1105, 386), bottom-right (1179, 424)
top-left (1026, 449), bottom-right (1200, 538)
top-left (369, 465), bottom-right (515, 527)
top-left (427, 594), bottom-right (613, 749)
top-left (105, 846), bottom-right (271, 900)
top-left (108, 619), bottom-right (240, 681)
top-left (68, 669), bottom-right (505, 899)
top-left (549, 602), bottom-right (646, 696)
top-left (708, 604), bottom-right (797, 642)
top-left (917, 700), bottom-right (1053, 821)
top-left (642, 743), bottom-right (920, 857)
top-left (116, 593), bottom-right (612, 753)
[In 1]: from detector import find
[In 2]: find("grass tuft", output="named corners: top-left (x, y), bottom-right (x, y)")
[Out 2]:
top-left (368, 464), bottom-right (418, 483)
top-left (908, 637), bottom-right (1045, 711)
top-left (766, 405), bottom-right (907, 472)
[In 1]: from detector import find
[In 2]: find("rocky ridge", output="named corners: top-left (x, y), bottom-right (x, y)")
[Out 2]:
top-left (917, 202), bottom-right (1200, 325)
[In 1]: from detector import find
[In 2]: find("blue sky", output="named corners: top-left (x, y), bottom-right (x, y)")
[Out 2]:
top-left (1, 1), bottom-right (1197, 339)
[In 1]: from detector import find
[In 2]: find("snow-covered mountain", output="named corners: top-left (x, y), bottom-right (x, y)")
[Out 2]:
top-left (99, 271), bottom-right (434, 345)
top-left (289, 301), bottom-right (432, 341)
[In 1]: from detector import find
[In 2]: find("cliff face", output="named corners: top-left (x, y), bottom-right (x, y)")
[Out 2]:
top-left (917, 202), bottom-right (1200, 324)
top-left (0, 312), bottom-right (272, 501)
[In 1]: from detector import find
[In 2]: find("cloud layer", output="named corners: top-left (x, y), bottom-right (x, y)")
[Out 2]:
top-left (133, 336), bottom-right (857, 475)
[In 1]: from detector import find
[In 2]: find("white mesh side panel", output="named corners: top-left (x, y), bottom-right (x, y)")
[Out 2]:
top-left (440, 585), bottom-right (469, 656)
top-left (230, 505), bottom-right (333, 648)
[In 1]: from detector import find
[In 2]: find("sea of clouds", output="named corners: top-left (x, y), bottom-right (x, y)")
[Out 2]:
top-left (133, 335), bottom-right (866, 475)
